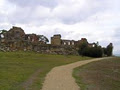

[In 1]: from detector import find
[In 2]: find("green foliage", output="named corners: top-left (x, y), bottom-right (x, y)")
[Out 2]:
top-left (103, 43), bottom-right (113, 56)
top-left (106, 43), bottom-right (113, 56)
top-left (0, 30), bottom-right (7, 34)
top-left (78, 41), bottom-right (88, 55)
top-left (103, 47), bottom-right (107, 55)
top-left (38, 35), bottom-right (49, 43)
top-left (82, 46), bottom-right (103, 57)
top-left (78, 42), bottom-right (103, 57)
top-left (0, 30), bottom-right (7, 39)
top-left (78, 41), bottom-right (114, 57)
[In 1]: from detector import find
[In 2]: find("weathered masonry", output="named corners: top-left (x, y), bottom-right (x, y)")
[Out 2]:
top-left (0, 26), bottom-right (95, 55)
top-left (51, 34), bottom-right (61, 45)
top-left (51, 34), bottom-right (94, 47)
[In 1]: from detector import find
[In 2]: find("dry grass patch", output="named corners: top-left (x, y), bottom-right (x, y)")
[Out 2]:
top-left (73, 57), bottom-right (120, 90)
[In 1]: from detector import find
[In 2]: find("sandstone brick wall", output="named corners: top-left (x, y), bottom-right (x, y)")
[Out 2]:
top-left (0, 26), bottom-right (95, 55)
top-left (51, 34), bottom-right (61, 45)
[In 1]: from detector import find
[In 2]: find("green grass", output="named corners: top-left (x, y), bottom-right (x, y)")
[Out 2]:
top-left (0, 51), bottom-right (91, 90)
top-left (73, 57), bottom-right (120, 90)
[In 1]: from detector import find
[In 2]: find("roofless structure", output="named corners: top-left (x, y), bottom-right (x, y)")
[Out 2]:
top-left (0, 26), bottom-right (95, 55)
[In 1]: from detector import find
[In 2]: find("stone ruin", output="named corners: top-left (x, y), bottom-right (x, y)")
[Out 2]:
top-left (0, 26), bottom-right (95, 55)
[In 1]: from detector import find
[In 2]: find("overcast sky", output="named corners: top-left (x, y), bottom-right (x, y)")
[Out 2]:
top-left (0, 0), bottom-right (120, 54)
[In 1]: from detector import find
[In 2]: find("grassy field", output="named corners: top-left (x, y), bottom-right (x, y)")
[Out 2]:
top-left (73, 57), bottom-right (120, 90)
top-left (0, 51), bottom-right (91, 90)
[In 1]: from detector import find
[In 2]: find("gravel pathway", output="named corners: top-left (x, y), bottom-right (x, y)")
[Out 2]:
top-left (42, 57), bottom-right (112, 90)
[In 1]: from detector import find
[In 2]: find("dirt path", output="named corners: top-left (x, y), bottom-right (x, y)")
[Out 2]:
top-left (42, 57), bottom-right (112, 90)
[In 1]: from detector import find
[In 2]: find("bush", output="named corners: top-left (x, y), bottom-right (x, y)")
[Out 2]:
top-left (78, 42), bottom-right (103, 57)
top-left (106, 43), bottom-right (113, 56)
top-left (82, 47), bottom-right (103, 57)
top-left (78, 42), bottom-right (113, 57)
top-left (103, 43), bottom-right (113, 56)
top-left (78, 41), bottom-right (88, 55)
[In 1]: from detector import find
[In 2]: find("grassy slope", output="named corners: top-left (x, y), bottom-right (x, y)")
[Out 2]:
top-left (73, 57), bottom-right (120, 90)
top-left (0, 52), bottom-right (91, 90)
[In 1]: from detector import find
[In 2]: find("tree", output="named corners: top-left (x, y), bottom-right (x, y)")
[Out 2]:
top-left (0, 30), bottom-right (7, 34)
top-left (78, 41), bottom-right (88, 55)
top-left (38, 35), bottom-right (49, 43)
top-left (78, 39), bottom-right (104, 57)
top-left (82, 46), bottom-right (103, 57)
top-left (103, 47), bottom-right (107, 56)
top-left (0, 30), bottom-right (7, 39)
top-left (106, 43), bottom-right (113, 56)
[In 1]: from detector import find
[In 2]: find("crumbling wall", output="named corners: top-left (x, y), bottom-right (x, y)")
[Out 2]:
top-left (51, 34), bottom-right (61, 45)
top-left (0, 27), bottom-right (81, 55)
top-left (32, 45), bottom-right (78, 55)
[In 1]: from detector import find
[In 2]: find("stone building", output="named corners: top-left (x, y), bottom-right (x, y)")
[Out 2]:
top-left (0, 26), bottom-right (96, 55)
top-left (0, 26), bottom-right (26, 50)
top-left (6, 26), bottom-right (25, 40)
top-left (51, 34), bottom-right (90, 47)
top-left (0, 26), bottom-right (47, 51)
top-left (88, 43), bottom-right (96, 47)
top-left (25, 34), bottom-right (39, 43)
top-left (51, 34), bottom-right (76, 46)
top-left (51, 34), bottom-right (61, 45)
top-left (61, 40), bottom-right (75, 46)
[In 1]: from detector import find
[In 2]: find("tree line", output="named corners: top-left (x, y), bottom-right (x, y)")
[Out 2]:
top-left (78, 41), bottom-right (113, 57)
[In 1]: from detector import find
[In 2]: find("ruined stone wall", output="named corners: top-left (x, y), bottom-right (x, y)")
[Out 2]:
top-left (0, 27), bottom-right (87, 55)
top-left (51, 35), bottom-right (61, 45)
top-left (61, 40), bottom-right (75, 46)
top-left (32, 44), bottom-right (78, 55)
top-left (6, 26), bottom-right (25, 40)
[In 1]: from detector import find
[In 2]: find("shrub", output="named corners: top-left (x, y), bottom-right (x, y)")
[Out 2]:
top-left (78, 42), bottom-right (103, 57)
top-left (82, 47), bottom-right (103, 57)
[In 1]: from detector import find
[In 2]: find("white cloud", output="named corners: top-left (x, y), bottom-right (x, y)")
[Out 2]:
top-left (0, 0), bottom-right (120, 54)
